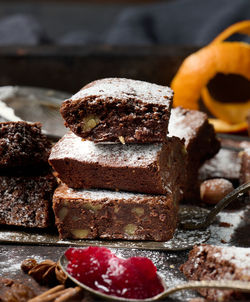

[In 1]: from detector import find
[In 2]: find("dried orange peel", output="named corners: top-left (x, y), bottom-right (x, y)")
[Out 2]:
top-left (171, 20), bottom-right (250, 132)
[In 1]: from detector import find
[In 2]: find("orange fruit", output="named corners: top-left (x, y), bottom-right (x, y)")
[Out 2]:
top-left (171, 21), bottom-right (250, 132)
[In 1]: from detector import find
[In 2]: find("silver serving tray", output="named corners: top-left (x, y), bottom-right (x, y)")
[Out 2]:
top-left (0, 85), bottom-right (70, 137)
top-left (0, 206), bottom-right (210, 251)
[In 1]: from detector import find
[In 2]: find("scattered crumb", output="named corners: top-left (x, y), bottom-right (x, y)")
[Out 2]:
top-left (170, 264), bottom-right (175, 269)
top-left (219, 222), bottom-right (232, 228)
top-left (221, 239), bottom-right (227, 244)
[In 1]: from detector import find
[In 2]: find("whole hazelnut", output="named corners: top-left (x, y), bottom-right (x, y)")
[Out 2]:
top-left (200, 178), bottom-right (234, 205)
top-left (21, 258), bottom-right (37, 273)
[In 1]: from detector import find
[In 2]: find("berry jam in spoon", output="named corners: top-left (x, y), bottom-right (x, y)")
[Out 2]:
top-left (60, 246), bottom-right (250, 302)
top-left (64, 246), bottom-right (164, 300)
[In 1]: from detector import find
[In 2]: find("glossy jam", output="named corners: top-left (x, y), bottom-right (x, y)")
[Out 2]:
top-left (65, 246), bottom-right (164, 299)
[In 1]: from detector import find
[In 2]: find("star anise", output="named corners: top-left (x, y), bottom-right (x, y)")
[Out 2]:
top-left (21, 258), bottom-right (67, 286)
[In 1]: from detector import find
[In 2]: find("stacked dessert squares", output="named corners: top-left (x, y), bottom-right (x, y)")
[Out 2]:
top-left (0, 122), bottom-right (57, 228)
top-left (49, 78), bottom-right (187, 241)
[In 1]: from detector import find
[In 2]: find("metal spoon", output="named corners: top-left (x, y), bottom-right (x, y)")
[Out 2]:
top-left (59, 254), bottom-right (250, 302)
top-left (181, 181), bottom-right (250, 230)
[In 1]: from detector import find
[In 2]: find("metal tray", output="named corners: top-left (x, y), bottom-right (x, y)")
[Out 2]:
top-left (0, 206), bottom-right (211, 251)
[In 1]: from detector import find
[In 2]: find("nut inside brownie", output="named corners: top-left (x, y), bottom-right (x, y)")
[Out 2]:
top-left (53, 184), bottom-right (179, 241)
top-left (61, 99), bottom-right (170, 143)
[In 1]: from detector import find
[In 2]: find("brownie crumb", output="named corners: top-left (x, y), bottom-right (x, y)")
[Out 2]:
top-left (219, 222), bottom-right (232, 228)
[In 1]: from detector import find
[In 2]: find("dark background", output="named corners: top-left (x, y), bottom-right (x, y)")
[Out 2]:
top-left (0, 0), bottom-right (249, 47)
top-left (0, 0), bottom-right (249, 94)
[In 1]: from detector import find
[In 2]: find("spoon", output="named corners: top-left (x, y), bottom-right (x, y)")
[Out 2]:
top-left (59, 254), bottom-right (250, 302)
top-left (181, 181), bottom-right (250, 230)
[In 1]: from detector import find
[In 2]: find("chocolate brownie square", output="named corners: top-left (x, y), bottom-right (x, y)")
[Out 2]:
top-left (53, 183), bottom-right (179, 241)
top-left (49, 131), bottom-right (186, 196)
top-left (240, 148), bottom-right (250, 189)
top-left (169, 107), bottom-right (220, 201)
top-left (60, 78), bottom-right (173, 143)
top-left (180, 244), bottom-right (250, 301)
top-left (0, 121), bottom-right (51, 172)
top-left (247, 111), bottom-right (250, 136)
top-left (0, 173), bottom-right (57, 228)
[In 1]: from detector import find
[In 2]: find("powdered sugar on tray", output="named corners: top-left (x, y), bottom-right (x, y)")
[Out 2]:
top-left (208, 208), bottom-right (246, 245)
top-left (69, 78), bottom-right (173, 106)
top-left (199, 148), bottom-right (241, 180)
top-left (0, 247), bottom-right (44, 274)
top-left (50, 131), bottom-right (162, 168)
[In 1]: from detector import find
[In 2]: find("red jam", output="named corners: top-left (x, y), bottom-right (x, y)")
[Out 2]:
top-left (65, 246), bottom-right (164, 299)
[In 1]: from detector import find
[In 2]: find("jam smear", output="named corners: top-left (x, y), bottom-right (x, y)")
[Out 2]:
top-left (65, 246), bottom-right (164, 299)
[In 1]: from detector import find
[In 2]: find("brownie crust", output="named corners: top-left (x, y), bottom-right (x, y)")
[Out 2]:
top-left (240, 148), bottom-right (250, 185)
top-left (60, 78), bottom-right (173, 143)
top-left (53, 183), bottom-right (179, 242)
top-left (0, 173), bottom-right (57, 228)
top-left (180, 244), bottom-right (250, 301)
top-left (169, 107), bottom-right (220, 201)
top-left (49, 131), bottom-right (186, 195)
top-left (0, 121), bottom-right (51, 172)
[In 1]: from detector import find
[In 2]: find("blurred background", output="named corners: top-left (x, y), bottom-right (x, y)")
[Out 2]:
top-left (0, 0), bottom-right (249, 92)
top-left (0, 0), bottom-right (250, 47)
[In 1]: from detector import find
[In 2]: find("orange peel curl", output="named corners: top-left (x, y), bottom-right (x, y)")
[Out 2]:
top-left (171, 20), bottom-right (250, 132)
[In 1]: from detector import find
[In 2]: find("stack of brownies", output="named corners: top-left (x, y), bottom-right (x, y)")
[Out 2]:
top-left (0, 122), bottom-right (57, 228)
top-left (49, 78), bottom-right (187, 241)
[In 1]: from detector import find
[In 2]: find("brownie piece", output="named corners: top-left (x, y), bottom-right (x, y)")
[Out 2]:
top-left (0, 121), bottom-right (51, 172)
top-left (240, 148), bottom-right (250, 187)
top-left (247, 111), bottom-right (250, 137)
top-left (53, 183), bottom-right (179, 241)
top-left (49, 131), bottom-right (186, 195)
top-left (0, 173), bottom-right (57, 228)
top-left (180, 244), bottom-right (250, 301)
top-left (60, 78), bottom-right (173, 143)
top-left (168, 107), bottom-right (220, 201)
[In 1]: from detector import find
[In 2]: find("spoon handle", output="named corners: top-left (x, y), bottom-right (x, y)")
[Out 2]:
top-left (181, 181), bottom-right (250, 230)
top-left (161, 280), bottom-right (250, 297)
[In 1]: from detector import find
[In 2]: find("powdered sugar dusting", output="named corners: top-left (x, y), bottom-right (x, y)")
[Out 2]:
top-left (69, 78), bottom-right (173, 106)
top-left (195, 245), bottom-right (250, 273)
top-left (208, 209), bottom-right (246, 245)
top-left (244, 148), bottom-right (250, 156)
top-left (50, 131), bottom-right (162, 168)
top-left (201, 178), bottom-right (233, 193)
top-left (61, 185), bottom-right (158, 201)
top-left (168, 107), bottom-right (206, 145)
